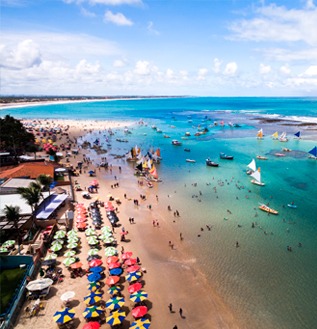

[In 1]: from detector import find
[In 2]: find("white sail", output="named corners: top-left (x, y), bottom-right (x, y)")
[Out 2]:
top-left (247, 159), bottom-right (256, 172)
top-left (250, 170), bottom-right (261, 183)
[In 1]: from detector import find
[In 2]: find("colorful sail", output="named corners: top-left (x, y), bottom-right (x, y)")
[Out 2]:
top-left (294, 131), bottom-right (301, 138)
top-left (272, 132), bottom-right (278, 139)
top-left (308, 146), bottom-right (317, 158)
top-left (257, 128), bottom-right (263, 139)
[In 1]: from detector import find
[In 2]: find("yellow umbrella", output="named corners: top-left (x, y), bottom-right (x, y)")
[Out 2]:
top-left (53, 307), bottom-right (75, 324)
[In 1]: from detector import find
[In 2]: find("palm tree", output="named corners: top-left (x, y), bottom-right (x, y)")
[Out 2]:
top-left (4, 205), bottom-right (21, 254)
top-left (37, 174), bottom-right (53, 192)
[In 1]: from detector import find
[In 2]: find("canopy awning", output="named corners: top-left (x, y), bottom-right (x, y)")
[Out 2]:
top-left (36, 194), bottom-right (68, 220)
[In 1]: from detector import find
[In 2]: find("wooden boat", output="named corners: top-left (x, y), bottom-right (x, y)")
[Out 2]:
top-left (256, 155), bottom-right (268, 160)
top-left (220, 152), bottom-right (234, 160)
top-left (186, 159), bottom-right (196, 163)
top-left (172, 140), bottom-right (182, 146)
top-left (258, 204), bottom-right (278, 215)
top-left (206, 158), bottom-right (219, 167)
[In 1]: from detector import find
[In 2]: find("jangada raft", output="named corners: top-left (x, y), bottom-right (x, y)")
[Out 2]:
top-left (258, 203), bottom-right (278, 215)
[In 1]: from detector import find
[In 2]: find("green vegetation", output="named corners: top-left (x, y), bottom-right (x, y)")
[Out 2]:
top-left (0, 268), bottom-right (26, 314)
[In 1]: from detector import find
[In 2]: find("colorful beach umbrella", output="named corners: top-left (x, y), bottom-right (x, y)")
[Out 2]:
top-left (84, 292), bottom-right (103, 305)
top-left (0, 246), bottom-right (9, 253)
top-left (128, 282), bottom-right (143, 294)
top-left (126, 271), bottom-right (142, 282)
top-left (89, 266), bottom-right (103, 273)
top-left (52, 239), bottom-right (64, 245)
top-left (87, 237), bottom-right (99, 245)
top-left (109, 268), bottom-right (123, 276)
top-left (50, 243), bottom-right (63, 252)
top-left (54, 230), bottom-right (66, 239)
top-left (125, 258), bottom-right (137, 266)
top-left (88, 248), bottom-right (99, 256)
top-left (129, 317), bottom-right (151, 329)
top-left (105, 296), bottom-right (125, 311)
top-left (82, 322), bottom-right (100, 329)
top-left (44, 252), bottom-right (58, 260)
top-left (121, 251), bottom-right (133, 260)
top-left (102, 236), bottom-right (115, 244)
top-left (131, 306), bottom-right (148, 319)
top-left (106, 310), bottom-right (126, 326)
top-left (105, 276), bottom-right (120, 286)
top-left (53, 307), bottom-right (75, 324)
top-left (87, 281), bottom-right (101, 291)
top-left (106, 256), bottom-right (119, 264)
top-left (76, 222), bottom-right (87, 229)
top-left (108, 262), bottom-right (121, 269)
top-left (105, 246), bottom-right (117, 257)
top-left (101, 226), bottom-right (112, 233)
top-left (67, 229), bottom-right (78, 237)
top-left (107, 285), bottom-right (121, 295)
top-left (67, 242), bottom-right (78, 249)
top-left (63, 257), bottom-right (76, 267)
top-left (127, 265), bottom-right (141, 273)
top-left (67, 236), bottom-right (79, 243)
top-left (130, 291), bottom-right (148, 303)
top-left (89, 259), bottom-right (103, 267)
top-left (63, 250), bottom-right (76, 257)
top-left (88, 273), bottom-right (102, 282)
top-left (83, 305), bottom-right (104, 319)
top-left (85, 228), bottom-right (96, 236)
top-left (70, 261), bottom-right (83, 269)
top-left (76, 217), bottom-right (87, 223)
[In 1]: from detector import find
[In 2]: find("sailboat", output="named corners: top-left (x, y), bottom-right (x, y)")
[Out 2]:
top-left (257, 128), bottom-right (264, 139)
top-left (246, 159), bottom-right (256, 175)
top-left (272, 131), bottom-right (279, 140)
top-left (294, 131), bottom-right (301, 139)
top-left (279, 132), bottom-right (288, 142)
top-left (250, 167), bottom-right (265, 186)
top-left (308, 146), bottom-right (317, 159)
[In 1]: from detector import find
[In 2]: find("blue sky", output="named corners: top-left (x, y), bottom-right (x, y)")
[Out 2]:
top-left (1, 0), bottom-right (317, 96)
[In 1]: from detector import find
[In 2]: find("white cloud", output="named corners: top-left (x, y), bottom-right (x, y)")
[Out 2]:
top-left (104, 10), bottom-right (133, 26)
top-left (223, 62), bottom-right (237, 76)
top-left (76, 59), bottom-right (101, 74)
top-left (134, 60), bottom-right (151, 75)
top-left (302, 65), bottom-right (317, 76)
top-left (259, 63), bottom-right (271, 75)
top-left (113, 59), bottom-right (127, 68)
top-left (212, 58), bottom-right (222, 73)
top-left (280, 64), bottom-right (291, 75)
top-left (90, 0), bottom-right (142, 5)
top-left (259, 47), bottom-right (317, 62)
top-left (80, 7), bottom-right (96, 17)
top-left (197, 68), bottom-right (208, 80)
top-left (147, 21), bottom-right (160, 36)
top-left (229, 4), bottom-right (317, 46)
top-left (305, 0), bottom-right (315, 9)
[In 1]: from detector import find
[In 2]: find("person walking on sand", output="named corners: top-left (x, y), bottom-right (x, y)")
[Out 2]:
top-left (168, 303), bottom-right (173, 313)
top-left (179, 308), bottom-right (183, 317)
top-left (173, 326), bottom-right (178, 329)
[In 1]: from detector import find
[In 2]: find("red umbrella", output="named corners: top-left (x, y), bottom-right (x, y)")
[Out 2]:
top-left (105, 276), bottom-right (120, 286)
top-left (70, 262), bottom-right (83, 269)
top-left (126, 265), bottom-right (141, 273)
top-left (106, 256), bottom-right (119, 264)
top-left (76, 218), bottom-right (87, 223)
top-left (82, 322), bottom-right (100, 329)
top-left (91, 180), bottom-right (99, 186)
top-left (89, 259), bottom-right (103, 267)
top-left (131, 306), bottom-right (148, 318)
top-left (128, 282), bottom-right (142, 293)
top-left (121, 252), bottom-right (133, 260)
top-left (108, 262), bottom-right (121, 269)
top-left (76, 222), bottom-right (87, 229)
top-left (124, 258), bottom-right (137, 266)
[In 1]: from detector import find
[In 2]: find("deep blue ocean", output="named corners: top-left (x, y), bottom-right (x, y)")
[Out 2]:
top-left (2, 97), bottom-right (317, 329)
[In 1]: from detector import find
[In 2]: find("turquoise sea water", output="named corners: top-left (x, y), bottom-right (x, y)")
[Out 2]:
top-left (2, 97), bottom-right (317, 328)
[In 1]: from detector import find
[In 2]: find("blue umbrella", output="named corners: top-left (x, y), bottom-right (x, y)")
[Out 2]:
top-left (88, 273), bottom-right (102, 282)
top-left (89, 266), bottom-right (103, 273)
top-left (110, 268), bottom-right (123, 276)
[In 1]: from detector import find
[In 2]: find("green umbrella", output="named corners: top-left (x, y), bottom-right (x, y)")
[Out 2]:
top-left (54, 231), bottom-right (66, 239)
top-left (101, 226), bottom-right (112, 234)
top-left (88, 249), bottom-right (99, 256)
top-left (64, 250), bottom-right (76, 257)
top-left (67, 236), bottom-right (79, 243)
top-left (63, 257), bottom-right (76, 267)
top-left (52, 239), bottom-right (64, 245)
top-left (87, 237), bottom-right (99, 246)
top-left (44, 253), bottom-right (58, 260)
top-left (100, 230), bottom-right (113, 237)
top-left (67, 229), bottom-right (78, 237)
top-left (105, 247), bottom-right (118, 257)
top-left (102, 236), bottom-right (115, 244)
top-left (0, 246), bottom-right (9, 253)
top-left (2, 240), bottom-right (15, 247)
top-left (50, 243), bottom-right (63, 252)
top-left (67, 242), bottom-right (78, 249)
top-left (85, 228), bottom-right (96, 236)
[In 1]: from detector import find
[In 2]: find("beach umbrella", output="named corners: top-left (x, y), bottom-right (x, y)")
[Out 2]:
top-left (107, 256), bottom-right (119, 264)
top-left (44, 252), bottom-right (58, 260)
top-left (101, 226), bottom-right (112, 233)
top-left (88, 248), bottom-right (99, 256)
top-left (129, 291), bottom-right (148, 303)
top-left (127, 265), bottom-right (141, 273)
top-left (102, 236), bottom-right (115, 244)
top-left (89, 266), bottom-right (103, 273)
top-left (83, 305), bottom-right (104, 319)
top-left (67, 229), bottom-right (78, 237)
top-left (85, 228), bottom-right (96, 236)
top-left (67, 242), bottom-right (78, 249)
top-left (108, 262), bottom-right (121, 269)
top-left (54, 230), bottom-right (66, 239)
top-left (52, 239), bottom-right (64, 245)
top-left (67, 235), bottom-right (79, 242)
top-left (128, 282), bottom-right (142, 294)
top-left (76, 222), bottom-right (87, 229)
top-left (105, 296), bottom-right (125, 311)
top-left (129, 318), bottom-right (151, 329)
top-left (131, 306), bottom-right (148, 319)
top-left (63, 257), bottom-right (76, 267)
top-left (106, 310), bottom-right (126, 326)
top-left (2, 240), bottom-right (16, 247)
top-left (50, 243), bottom-right (63, 252)
top-left (82, 322), bottom-right (100, 329)
top-left (91, 179), bottom-right (99, 186)
top-left (107, 285), bottom-right (121, 295)
top-left (0, 246), bottom-right (9, 253)
top-left (87, 237), bottom-right (99, 246)
top-left (125, 258), bottom-right (137, 266)
top-left (88, 170), bottom-right (95, 175)
top-left (76, 217), bottom-right (87, 223)
top-left (105, 276), bottom-right (120, 286)
top-left (121, 251), bottom-right (133, 260)
top-left (99, 231), bottom-right (113, 240)
top-left (89, 259), bottom-right (103, 267)
top-left (53, 307), bottom-right (75, 324)
top-left (126, 271), bottom-right (142, 282)
top-left (105, 247), bottom-right (117, 257)
top-left (60, 291), bottom-right (75, 302)
top-left (70, 262), bottom-right (83, 269)
top-left (84, 292), bottom-right (103, 305)
top-left (26, 278), bottom-right (54, 291)
top-left (63, 250), bottom-right (76, 257)
top-left (87, 281), bottom-right (101, 291)
top-left (88, 273), bottom-right (102, 282)
top-left (110, 268), bottom-right (123, 276)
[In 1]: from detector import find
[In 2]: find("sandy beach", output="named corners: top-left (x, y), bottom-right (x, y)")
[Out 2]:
top-left (13, 118), bottom-right (241, 329)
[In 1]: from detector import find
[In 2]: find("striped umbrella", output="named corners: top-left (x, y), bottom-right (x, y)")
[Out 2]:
top-left (105, 296), bottom-right (125, 311)
top-left (129, 317), bottom-right (151, 329)
top-left (129, 291), bottom-right (148, 303)
top-left (50, 243), bottom-right (63, 252)
top-left (99, 231), bottom-right (113, 239)
top-left (0, 247), bottom-right (9, 253)
top-left (85, 228), bottom-right (96, 236)
top-left (126, 271), bottom-right (142, 282)
top-left (101, 226), bottom-right (112, 233)
top-left (87, 281), bottom-right (101, 291)
top-left (105, 247), bottom-right (117, 257)
top-left (63, 250), bottom-right (76, 257)
top-left (53, 307), bottom-right (75, 324)
top-left (87, 237), bottom-right (99, 246)
top-left (107, 285), bottom-right (121, 295)
top-left (67, 236), bottom-right (79, 243)
top-left (52, 239), bottom-right (64, 245)
top-left (67, 229), bottom-right (78, 237)
top-left (106, 310), bottom-right (126, 326)
top-left (88, 249), bottom-right (99, 256)
top-left (121, 251), bottom-right (133, 260)
top-left (84, 292), bottom-right (103, 305)
top-left (44, 253), bottom-right (58, 260)
top-left (63, 257), bottom-right (76, 267)
top-left (106, 256), bottom-right (119, 264)
top-left (67, 242), bottom-right (78, 249)
top-left (105, 276), bottom-right (120, 286)
top-left (83, 305), bottom-right (104, 319)
top-left (102, 236), bottom-right (115, 244)
top-left (2, 240), bottom-right (15, 247)
top-left (54, 230), bottom-right (66, 239)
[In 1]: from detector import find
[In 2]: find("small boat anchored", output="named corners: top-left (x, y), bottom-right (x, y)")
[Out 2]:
top-left (258, 203), bottom-right (278, 215)
top-left (206, 158), bottom-right (219, 167)
top-left (256, 155), bottom-right (268, 160)
top-left (186, 159), bottom-right (196, 163)
top-left (220, 152), bottom-right (234, 160)
top-left (172, 140), bottom-right (182, 146)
